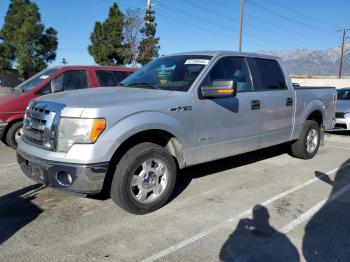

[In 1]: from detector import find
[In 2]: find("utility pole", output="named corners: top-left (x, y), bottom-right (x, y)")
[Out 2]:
top-left (338, 28), bottom-right (350, 79)
top-left (147, 0), bottom-right (151, 10)
top-left (238, 0), bottom-right (245, 52)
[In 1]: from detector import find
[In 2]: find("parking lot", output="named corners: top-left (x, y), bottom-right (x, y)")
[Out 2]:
top-left (0, 133), bottom-right (349, 261)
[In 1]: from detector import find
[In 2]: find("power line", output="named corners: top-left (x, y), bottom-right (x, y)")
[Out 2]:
top-left (247, 0), bottom-right (337, 36)
top-left (162, 0), bottom-right (308, 48)
top-left (99, 0), bottom-right (337, 53)
top-left (155, 1), bottom-right (300, 50)
top-left (200, 0), bottom-right (334, 44)
top-left (268, 0), bottom-right (341, 30)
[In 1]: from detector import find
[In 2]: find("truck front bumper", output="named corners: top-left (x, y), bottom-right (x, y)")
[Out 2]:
top-left (17, 149), bottom-right (109, 194)
top-left (0, 122), bottom-right (8, 139)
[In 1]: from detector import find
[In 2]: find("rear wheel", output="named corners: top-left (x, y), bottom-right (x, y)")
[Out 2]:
top-left (5, 121), bottom-right (23, 149)
top-left (110, 142), bottom-right (177, 214)
top-left (290, 120), bottom-right (320, 159)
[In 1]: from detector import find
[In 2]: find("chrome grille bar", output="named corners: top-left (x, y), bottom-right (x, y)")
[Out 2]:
top-left (23, 101), bottom-right (64, 150)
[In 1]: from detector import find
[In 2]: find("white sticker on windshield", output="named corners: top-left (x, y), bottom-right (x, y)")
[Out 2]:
top-left (184, 59), bottom-right (209, 65)
top-left (40, 75), bottom-right (49, 79)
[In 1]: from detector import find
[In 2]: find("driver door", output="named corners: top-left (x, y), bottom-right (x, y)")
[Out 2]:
top-left (192, 56), bottom-right (263, 165)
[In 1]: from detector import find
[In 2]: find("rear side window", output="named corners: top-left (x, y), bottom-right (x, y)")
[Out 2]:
top-left (62, 70), bottom-right (88, 91)
top-left (112, 71), bottom-right (133, 83)
top-left (248, 58), bottom-right (287, 91)
top-left (96, 71), bottom-right (118, 87)
top-left (96, 70), bottom-right (132, 87)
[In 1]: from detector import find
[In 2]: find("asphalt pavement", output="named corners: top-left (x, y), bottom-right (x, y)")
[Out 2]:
top-left (0, 133), bottom-right (350, 262)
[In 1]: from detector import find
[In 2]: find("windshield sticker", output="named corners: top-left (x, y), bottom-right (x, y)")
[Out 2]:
top-left (184, 59), bottom-right (209, 65)
top-left (39, 75), bottom-right (49, 79)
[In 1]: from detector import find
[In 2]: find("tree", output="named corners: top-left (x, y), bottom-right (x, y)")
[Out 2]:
top-left (0, 40), bottom-right (14, 70)
top-left (0, 0), bottom-right (58, 79)
top-left (137, 3), bottom-right (160, 65)
top-left (123, 8), bottom-right (143, 67)
top-left (88, 3), bottom-right (128, 66)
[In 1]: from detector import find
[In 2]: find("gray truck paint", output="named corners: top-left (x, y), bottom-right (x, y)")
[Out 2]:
top-left (17, 51), bottom-right (336, 193)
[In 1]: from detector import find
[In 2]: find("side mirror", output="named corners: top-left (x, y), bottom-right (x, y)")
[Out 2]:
top-left (201, 80), bottom-right (236, 98)
top-left (51, 79), bottom-right (64, 93)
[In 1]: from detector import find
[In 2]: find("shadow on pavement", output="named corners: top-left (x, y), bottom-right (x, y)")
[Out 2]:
top-left (219, 205), bottom-right (299, 261)
top-left (171, 143), bottom-right (291, 202)
top-left (0, 184), bottom-right (44, 244)
top-left (303, 159), bottom-right (350, 262)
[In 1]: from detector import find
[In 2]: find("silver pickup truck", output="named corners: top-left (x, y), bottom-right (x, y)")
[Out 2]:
top-left (17, 51), bottom-right (336, 214)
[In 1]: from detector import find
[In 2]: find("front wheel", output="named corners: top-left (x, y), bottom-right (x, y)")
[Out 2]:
top-left (290, 120), bottom-right (320, 159)
top-left (5, 121), bottom-right (23, 149)
top-left (110, 142), bottom-right (177, 214)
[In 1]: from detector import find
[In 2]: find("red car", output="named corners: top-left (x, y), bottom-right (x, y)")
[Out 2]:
top-left (0, 65), bottom-right (136, 149)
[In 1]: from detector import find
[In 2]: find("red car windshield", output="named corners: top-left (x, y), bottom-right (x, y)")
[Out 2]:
top-left (14, 68), bottom-right (58, 93)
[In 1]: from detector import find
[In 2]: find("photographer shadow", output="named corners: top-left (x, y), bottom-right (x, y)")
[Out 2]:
top-left (0, 184), bottom-right (44, 244)
top-left (303, 159), bottom-right (350, 262)
top-left (219, 205), bottom-right (299, 262)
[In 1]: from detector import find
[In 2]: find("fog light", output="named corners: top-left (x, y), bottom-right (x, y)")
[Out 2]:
top-left (56, 171), bottom-right (73, 187)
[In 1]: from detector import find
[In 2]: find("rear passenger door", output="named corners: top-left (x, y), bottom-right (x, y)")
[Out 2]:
top-left (247, 58), bottom-right (294, 147)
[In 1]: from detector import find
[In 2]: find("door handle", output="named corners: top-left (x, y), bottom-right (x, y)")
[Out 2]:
top-left (286, 97), bottom-right (293, 106)
top-left (251, 100), bottom-right (260, 110)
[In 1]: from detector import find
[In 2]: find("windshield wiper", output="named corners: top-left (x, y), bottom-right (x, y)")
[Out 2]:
top-left (126, 82), bottom-right (160, 90)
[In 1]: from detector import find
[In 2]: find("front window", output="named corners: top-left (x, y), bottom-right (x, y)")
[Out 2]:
top-left (14, 68), bottom-right (58, 93)
top-left (201, 57), bottom-right (253, 92)
top-left (337, 89), bottom-right (350, 100)
top-left (121, 55), bottom-right (212, 92)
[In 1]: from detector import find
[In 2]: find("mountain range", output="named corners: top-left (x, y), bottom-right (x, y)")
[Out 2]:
top-left (263, 42), bottom-right (350, 76)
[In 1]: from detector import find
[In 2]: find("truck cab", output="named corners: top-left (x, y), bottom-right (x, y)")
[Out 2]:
top-left (0, 65), bottom-right (136, 148)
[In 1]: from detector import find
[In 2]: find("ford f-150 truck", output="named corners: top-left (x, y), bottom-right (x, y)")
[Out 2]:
top-left (16, 51), bottom-right (337, 214)
top-left (0, 66), bottom-right (136, 149)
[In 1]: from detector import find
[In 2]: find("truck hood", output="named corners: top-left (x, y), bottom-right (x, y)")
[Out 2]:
top-left (37, 87), bottom-right (172, 108)
top-left (336, 100), bottom-right (350, 113)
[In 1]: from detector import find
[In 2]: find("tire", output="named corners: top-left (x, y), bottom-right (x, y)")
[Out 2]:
top-left (5, 121), bottom-right (23, 149)
top-left (290, 120), bottom-right (320, 159)
top-left (110, 142), bottom-right (177, 214)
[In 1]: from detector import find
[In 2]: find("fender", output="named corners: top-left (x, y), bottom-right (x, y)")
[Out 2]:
top-left (99, 110), bottom-right (194, 162)
top-left (292, 98), bottom-right (325, 140)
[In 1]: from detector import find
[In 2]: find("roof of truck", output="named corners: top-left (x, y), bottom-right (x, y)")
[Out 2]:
top-left (168, 50), bottom-right (279, 60)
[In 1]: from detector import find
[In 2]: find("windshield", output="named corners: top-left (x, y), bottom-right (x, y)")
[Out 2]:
top-left (14, 68), bottom-right (58, 93)
top-left (121, 55), bottom-right (212, 92)
top-left (337, 89), bottom-right (350, 100)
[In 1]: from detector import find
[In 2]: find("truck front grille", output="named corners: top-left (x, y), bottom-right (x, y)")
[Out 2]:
top-left (23, 101), bottom-right (64, 150)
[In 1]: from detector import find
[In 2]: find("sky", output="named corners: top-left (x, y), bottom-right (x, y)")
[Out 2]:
top-left (0, 0), bottom-right (349, 66)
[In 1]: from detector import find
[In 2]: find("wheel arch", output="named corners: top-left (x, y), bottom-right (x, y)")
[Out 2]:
top-left (101, 129), bottom-right (185, 195)
top-left (306, 110), bottom-right (323, 127)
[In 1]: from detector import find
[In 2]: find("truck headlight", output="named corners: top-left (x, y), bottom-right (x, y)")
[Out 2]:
top-left (56, 118), bottom-right (106, 152)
